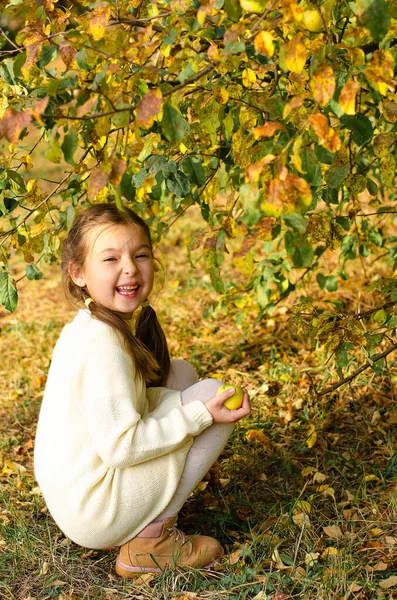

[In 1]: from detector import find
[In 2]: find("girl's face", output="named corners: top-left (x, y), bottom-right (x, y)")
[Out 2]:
top-left (70, 223), bottom-right (155, 318)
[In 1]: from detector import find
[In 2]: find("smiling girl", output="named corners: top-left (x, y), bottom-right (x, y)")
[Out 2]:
top-left (34, 203), bottom-right (250, 578)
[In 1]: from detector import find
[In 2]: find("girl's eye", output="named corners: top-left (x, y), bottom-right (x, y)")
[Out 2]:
top-left (104, 257), bottom-right (117, 262)
top-left (136, 254), bottom-right (149, 259)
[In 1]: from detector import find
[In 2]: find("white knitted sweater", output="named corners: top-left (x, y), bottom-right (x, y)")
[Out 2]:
top-left (34, 310), bottom-right (213, 549)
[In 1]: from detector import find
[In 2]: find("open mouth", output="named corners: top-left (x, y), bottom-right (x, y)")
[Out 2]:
top-left (116, 285), bottom-right (140, 296)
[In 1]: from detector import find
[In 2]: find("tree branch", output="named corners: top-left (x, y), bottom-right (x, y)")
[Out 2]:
top-left (317, 342), bottom-right (397, 397)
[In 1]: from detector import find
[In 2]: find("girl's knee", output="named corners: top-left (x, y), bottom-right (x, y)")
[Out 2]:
top-left (181, 377), bottom-right (224, 406)
top-left (166, 359), bottom-right (199, 391)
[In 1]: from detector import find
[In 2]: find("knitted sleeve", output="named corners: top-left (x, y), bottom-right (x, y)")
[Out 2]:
top-left (79, 325), bottom-right (213, 469)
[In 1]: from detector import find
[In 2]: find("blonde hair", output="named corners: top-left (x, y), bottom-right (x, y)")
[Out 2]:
top-left (61, 203), bottom-right (171, 386)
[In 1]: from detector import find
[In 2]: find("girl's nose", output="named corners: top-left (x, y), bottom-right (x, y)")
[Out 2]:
top-left (123, 260), bottom-right (137, 275)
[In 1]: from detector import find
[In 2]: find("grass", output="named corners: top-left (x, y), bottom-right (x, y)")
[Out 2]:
top-left (1, 212), bottom-right (397, 599)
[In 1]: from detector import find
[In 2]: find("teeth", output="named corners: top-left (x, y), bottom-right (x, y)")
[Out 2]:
top-left (118, 285), bottom-right (138, 292)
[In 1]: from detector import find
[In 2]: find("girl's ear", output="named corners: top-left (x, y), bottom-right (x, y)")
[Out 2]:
top-left (68, 262), bottom-right (86, 287)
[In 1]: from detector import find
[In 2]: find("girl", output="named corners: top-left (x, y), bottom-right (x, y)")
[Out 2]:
top-left (34, 203), bottom-right (251, 578)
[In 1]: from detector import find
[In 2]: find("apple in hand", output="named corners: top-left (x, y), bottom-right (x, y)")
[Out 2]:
top-left (216, 384), bottom-right (244, 410)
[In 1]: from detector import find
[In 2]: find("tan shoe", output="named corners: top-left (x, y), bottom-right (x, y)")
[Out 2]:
top-left (115, 517), bottom-right (223, 577)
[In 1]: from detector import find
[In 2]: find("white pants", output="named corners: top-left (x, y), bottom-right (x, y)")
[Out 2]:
top-left (154, 360), bottom-right (234, 520)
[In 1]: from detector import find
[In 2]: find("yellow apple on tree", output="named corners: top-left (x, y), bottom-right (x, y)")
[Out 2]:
top-left (301, 9), bottom-right (322, 32)
top-left (216, 384), bottom-right (244, 410)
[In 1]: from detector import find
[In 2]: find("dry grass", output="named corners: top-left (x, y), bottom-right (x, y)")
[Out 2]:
top-left (1, 210), bottom-right (397, 600)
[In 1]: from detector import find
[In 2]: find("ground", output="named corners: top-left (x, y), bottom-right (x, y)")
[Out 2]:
top-left (1, 212), bottom-right (397, 600)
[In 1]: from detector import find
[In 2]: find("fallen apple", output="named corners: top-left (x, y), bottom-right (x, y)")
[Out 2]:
top-left (216, 384), bottom-right (244, 410)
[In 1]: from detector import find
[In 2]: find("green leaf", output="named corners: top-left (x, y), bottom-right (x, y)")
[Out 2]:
top-left (39, 45), bottom-right (57, 68)
top-left (366, 178), bottom-right (378, 196)
top-left (224, 0), bottom-right (243, 20)
top-left (0, 272), bottom-right (18, 312)
top-left (6, 170), bottom-right (26, 192)
top-left (341, 234), bottom-right (357, 259)
top-left (357, 0), bottom-right (390, 42)
top-left (0, 196), bottom-right (19, 216)
top-left (374, 309), bottom-right (387, 324)
top-left (119, 172), bottom-right (135, 201)
top-left (317, 273), bottom-right (338, 292)
top-left (182, 156), bottom-right (206, 186)
top-left (166, 170), bottom-right (190, 197)
top-left (340, 114), bottom-right (373, 146)
top-left (283, 213), bottom-right (308, 234)
top-left (161, 104), bottom-right (190, 145)
top-left (285, 232), bottom-right (314, 267)
top-left (315, 145), bottom-right (335, 165)
top-left (111, 104), bottom-right (131, 128)
top-left (324, 162), bottom-right (349, 189)
top-left (301, 148), bottom-right (322, 186)
top-left (368, 228), bottom-right (383, 247)
top-left (45, 136), bottom-right (63, 164)
top-left (26, 263), bottom-right (43, 280)
top-left (61, 129), bottom-right (78, 165)
top-left (76, 49), bottom-right (92, 71)
top-left (132, 168), bottom-right (147, 187)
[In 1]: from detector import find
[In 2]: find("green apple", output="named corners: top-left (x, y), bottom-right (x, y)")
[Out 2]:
top-left (216, 384), bottom-right (244, 410)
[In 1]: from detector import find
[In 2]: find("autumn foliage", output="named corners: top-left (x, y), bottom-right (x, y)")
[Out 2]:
top-left (1, 0), bottom-right (397, 388)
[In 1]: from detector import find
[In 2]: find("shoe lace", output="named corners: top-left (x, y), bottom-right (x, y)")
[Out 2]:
top-left (166, 525), bottom-right (186, 544)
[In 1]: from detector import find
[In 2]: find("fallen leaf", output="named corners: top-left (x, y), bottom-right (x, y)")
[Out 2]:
top-left (39, 561), bottom-right (50, 576)
top-left (323, 525), bottom-right (343, 540)
top-left (373, 561), bottom-right (389, 571)
top-left (305, 552), bottom-right (320, 567)
top-left (379, 575), bottom-right (397, 589)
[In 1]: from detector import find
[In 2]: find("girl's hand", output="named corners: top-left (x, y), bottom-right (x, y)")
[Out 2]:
top-left (205, 388), bottom-right (251, 424)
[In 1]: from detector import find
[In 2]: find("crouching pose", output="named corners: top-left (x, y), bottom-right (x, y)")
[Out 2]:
top-left (34, 203), bottom-right (250, 578)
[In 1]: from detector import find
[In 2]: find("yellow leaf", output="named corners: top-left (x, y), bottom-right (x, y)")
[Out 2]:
top-left (306, 423), bottom-right (317, 448)
top-left (309, 113), bottom-right (341, 153)
top-left (319, 485), bottom-right (336, 501)
top-left (310, 65), bottom-right (335, 106)
top-left (370, 528), bottom-right (384, 537)
top-left (305, 552), bottom-right (320, 567)
top-left (239, 0), bottom-right (267, 12)
top-left (4, 460), bottom-right (27, 474)
top-left (350, 583), bottom-right (363, 593)
top-left (296, 500), bottom-right (312, 514)
top-left (283, 94), bottom-right (307, 120)
top-left (88, 4), bottom-right (110, 41)
top-left (136, 89), bottom-right (163, 129)
top-left (229, 548), bottom-right (244, 564)
top-left (242, 68), bottom-right (257, 88)
top-left (339, 79), bottom-right (360, 115)
top-left (301, 466), bottom-right (316, 477)
top-left (246, 154), bottom-right (276, 182)
top-left (280, 34), bottom-right (307, 74)
top-left (254, 31), bottom-right (275, 57)
top-left (292, 135), bottom-right (304, 173)
top-left (39, 561), bottom-right (50, 576)
top-left (253, 122), bottom-right (284, 138)
top-left (313, 471), bottom-right (326, 483)
top-left (322, 547), bottom-right (339, 559)
top-left (233, 251), bottom-right (255, 274)
top-left (365, 50), bottom-right (395, 96)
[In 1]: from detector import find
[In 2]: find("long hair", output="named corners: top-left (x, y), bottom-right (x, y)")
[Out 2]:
top-left (61, 203), bottom-right (171, 386)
